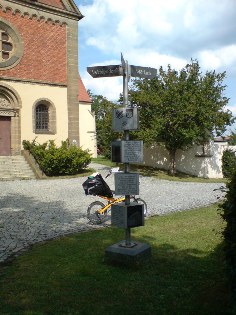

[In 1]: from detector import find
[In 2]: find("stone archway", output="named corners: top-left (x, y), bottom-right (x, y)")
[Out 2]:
top-left (0, 85), bottom-right (21, 155)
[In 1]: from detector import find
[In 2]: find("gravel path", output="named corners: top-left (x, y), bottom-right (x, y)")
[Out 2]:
top-left (0, 163), bottom-right (226, 263)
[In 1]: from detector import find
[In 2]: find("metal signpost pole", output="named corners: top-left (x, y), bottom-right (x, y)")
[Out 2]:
top-left (122, 58), bottom-right (131, 247)
top-left (88, 54), bottom-right (156, 259)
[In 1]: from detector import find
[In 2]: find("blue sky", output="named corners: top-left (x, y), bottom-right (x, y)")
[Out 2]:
top-left (74, 0), bottom-right (236, 129)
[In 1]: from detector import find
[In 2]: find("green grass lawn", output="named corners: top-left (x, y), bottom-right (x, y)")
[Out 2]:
top-left (92, 156), bottom-right (117, 167)
top-left (0, 204), bottom-right (230, 315)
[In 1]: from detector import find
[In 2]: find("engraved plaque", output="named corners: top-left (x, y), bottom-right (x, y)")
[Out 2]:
top-left (122, 141), bottom-right (143, 163)
top-left (111, 141), bottom-right (143, 163)
top-left (111, 203), bottom-right (126, 228)
top-left (114, 172), bottom-right (139, 195)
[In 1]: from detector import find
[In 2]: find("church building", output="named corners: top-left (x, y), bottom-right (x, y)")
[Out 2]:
top-left (0, 0), bottom-right (96, 157)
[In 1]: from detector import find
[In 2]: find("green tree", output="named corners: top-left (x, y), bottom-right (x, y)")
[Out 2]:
top-left (91, 93), bottom-right (120, 158)
top-left (129, 60), bottom-right (234, 174)
top-left (229, 131), bottom-right (236, 145)
top-left (222, 149), bottom-right (236, 178)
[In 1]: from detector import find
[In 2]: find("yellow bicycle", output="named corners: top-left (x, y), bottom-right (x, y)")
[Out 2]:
top-left (82, 170), bottom-right (147, 225)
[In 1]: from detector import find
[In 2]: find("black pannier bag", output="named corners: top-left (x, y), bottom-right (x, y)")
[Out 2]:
top-left (82, 174), bottom-right (113, 198)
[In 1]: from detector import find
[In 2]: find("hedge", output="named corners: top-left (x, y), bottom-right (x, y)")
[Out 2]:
top-left (220, 170), bottom-right (236, 313)
top-left (22, 139), bottom-right (91, 176)
top-left (222, 149), bottom-right (236, 178)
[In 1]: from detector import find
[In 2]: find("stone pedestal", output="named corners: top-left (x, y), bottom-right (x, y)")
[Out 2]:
top-left (105, 241), bottom-right (151, 266)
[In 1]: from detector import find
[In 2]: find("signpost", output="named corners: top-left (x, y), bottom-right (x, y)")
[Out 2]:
top-left (87, 53), bottom-right (155, 263)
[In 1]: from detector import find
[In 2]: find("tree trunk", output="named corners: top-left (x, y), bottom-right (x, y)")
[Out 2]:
top-left (202, 144), bottom-right (206, 156)
top-left (169, 149), bottom-right (177, 176)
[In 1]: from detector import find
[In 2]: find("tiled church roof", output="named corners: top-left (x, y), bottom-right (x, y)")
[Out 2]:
top-left (78, 75), bottom-right (92, 103)
top-left (37, 0), bottom-right (65, 10)
top-left (36, 0), bottom-right (82, 16)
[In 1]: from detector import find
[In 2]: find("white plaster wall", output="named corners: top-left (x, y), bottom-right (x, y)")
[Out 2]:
top-left (176, 145), bottom-right (208, 178)
top-left (3, 81), bottom-right (68, 147)
top-left (175, 142), bottom-right (227, 178)
top-left (143, 143), bottom-right (169, 170)
top-left (205, 143), bottom-right (228, 178)
top-left (143, 142), bottom-right (230, 178)
top-left (79, 103), bottom-right (97, 157)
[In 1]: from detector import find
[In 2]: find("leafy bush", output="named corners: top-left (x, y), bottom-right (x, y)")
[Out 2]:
top-left (220, 171), bottom-right (236, 313)
top-left (23, 139), bottom-right (91, 176)
top-left (222, 149), bottom-right (236, 178)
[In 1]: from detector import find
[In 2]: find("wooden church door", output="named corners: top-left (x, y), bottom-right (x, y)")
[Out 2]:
top-left (0, 116), bottom-right (11, 155)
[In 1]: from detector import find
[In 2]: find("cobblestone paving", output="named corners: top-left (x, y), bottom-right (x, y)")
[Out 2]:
top-left (0, 163), bottom-right (225, 263)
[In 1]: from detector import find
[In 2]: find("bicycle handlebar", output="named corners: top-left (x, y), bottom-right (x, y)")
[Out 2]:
top-left (105, 167), bottom-right (121, 178)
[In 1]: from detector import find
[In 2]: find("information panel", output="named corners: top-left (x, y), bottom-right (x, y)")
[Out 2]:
top-left (111, 140), bottom-right (143, 163)
top-left (123, 141), bottom-right (143, 163)
top-left (114, 172), bottom-right (139, 195)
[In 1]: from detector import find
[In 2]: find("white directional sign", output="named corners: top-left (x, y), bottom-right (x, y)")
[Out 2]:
top-left (115, 172), bottom-right (139, 195)
top-left (112, 107), bottom-right (139, 131)
top-left (87, 65), bottom-right (123, 78)
top-left (130, 65), bottom-right (157, 79)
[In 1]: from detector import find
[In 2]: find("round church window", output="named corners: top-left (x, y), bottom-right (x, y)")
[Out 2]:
top-left (0, 19), bottom-right (24, 70)
top-left (0, 30), bottom-right (14, 61)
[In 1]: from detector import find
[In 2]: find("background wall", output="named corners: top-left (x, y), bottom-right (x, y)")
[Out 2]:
top-left (143, 141), bottom-right (234, 178)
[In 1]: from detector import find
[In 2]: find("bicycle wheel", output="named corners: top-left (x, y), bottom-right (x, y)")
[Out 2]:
top-left (131, 197), bottom-right (148, 217)
top-left (87, 201), bottom-right (107, 224)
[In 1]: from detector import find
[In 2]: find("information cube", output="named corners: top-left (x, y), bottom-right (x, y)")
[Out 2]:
top-left (112, 107), bottom-right (139, 131)
top-left (111, 202), bottom-right (144, 228)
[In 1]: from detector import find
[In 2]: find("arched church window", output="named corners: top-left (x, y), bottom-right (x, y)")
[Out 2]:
top-left (35, 104), bottom-right (49, 131)
top-left (33, 100), bottom-right (56, 135)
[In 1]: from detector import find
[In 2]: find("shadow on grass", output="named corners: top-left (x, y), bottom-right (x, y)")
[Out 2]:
top-left (0, 226), bottom-right (230, 315)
